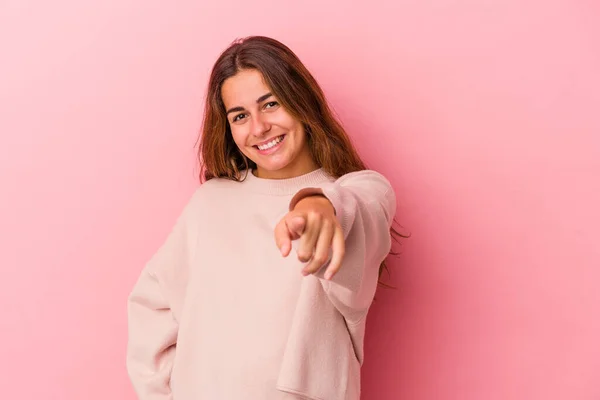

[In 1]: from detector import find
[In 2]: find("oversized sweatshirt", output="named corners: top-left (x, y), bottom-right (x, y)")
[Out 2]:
top-left (126, 168), bottom-right (396, 400)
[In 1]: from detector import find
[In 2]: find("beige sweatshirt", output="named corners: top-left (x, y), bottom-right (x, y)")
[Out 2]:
top-left (126, 168), bottom-right (396, 400)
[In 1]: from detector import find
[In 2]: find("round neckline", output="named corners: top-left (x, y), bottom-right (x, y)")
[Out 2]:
top-left (242, 168), bottom-right (331, 195)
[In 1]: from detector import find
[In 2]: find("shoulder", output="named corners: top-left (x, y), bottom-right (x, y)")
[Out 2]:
top-left (198, 176), bottom-right (239, 191)
top-left (188, 176), bottom-right (241, 203)
top-left (173, 178), bottom-right (242, 231)
top-left (200, 172), bottom-right (256, 191)
top-left (335, 169), bottom-right (392, 190)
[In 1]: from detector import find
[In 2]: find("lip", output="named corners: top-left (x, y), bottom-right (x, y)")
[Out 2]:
top-left (253, 134), bottom-right (286, 155)
top-left (252, 134), bottom-right (285, 147)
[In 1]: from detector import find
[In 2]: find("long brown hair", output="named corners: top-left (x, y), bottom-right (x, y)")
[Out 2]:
top-left (197, 36), bottom-right (406, 279)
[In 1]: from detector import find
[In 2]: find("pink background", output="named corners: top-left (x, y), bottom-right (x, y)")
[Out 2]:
top-left (1, 1), bottom-right (599, 399)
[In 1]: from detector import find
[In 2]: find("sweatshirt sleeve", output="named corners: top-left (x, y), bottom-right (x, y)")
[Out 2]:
top-left (126, 189), bottom-right (200, 400)
top-left (289, 170), bottom-right (396, 325)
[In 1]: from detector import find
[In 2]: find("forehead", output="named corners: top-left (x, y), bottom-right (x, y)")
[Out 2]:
top-left (221, 69), bottom-right (271, 108)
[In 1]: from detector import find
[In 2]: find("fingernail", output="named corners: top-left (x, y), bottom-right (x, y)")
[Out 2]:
top-left (324, 272), bottom-right (332, 280)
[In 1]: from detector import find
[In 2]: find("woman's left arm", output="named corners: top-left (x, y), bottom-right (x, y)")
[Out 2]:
top-left (275, 170), bottom-right (397, 325)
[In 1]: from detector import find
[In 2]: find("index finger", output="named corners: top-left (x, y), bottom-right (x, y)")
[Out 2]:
top-left (274, 219), bottom-right (292, 257)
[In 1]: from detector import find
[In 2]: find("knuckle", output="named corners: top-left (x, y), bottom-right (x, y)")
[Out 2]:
top-left (313, 255), bottom-right (327, 265)
top-left (308, 210), bottom-right (322, 220)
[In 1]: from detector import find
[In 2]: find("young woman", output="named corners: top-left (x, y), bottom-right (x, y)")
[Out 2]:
top-left (127, 35), bottom-right (398, 400)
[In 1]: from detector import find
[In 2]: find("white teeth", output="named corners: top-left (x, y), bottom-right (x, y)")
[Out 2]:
top-left (257, 135), bottom-right (283, 151)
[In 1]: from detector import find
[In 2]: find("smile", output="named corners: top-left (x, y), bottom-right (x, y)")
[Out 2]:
top-left (254, 134), bottom-right (285, 154)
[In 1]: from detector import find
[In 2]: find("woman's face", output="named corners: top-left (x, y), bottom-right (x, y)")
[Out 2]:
top-left (221, 69), bottom-right (317, 179)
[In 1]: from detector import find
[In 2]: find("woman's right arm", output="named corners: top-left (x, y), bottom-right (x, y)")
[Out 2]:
top-left (126, 188), bottom-right (201, 399)
top-left (127, 268), bottom-right (178, 400)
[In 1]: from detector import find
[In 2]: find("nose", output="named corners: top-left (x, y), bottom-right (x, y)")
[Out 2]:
top-left (250, 113), bottom-right (271, 138)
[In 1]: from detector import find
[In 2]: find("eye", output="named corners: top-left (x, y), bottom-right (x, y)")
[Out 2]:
top-left (232, 113), bottom-right (247, 122)
top-left (264, 101), bottom-right (279, 109)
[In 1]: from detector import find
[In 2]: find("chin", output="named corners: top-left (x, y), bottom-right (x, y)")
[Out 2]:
top-left (252, 154), bottom-right (293, 171)
top-left (255, 162), bottom-right (290, 173)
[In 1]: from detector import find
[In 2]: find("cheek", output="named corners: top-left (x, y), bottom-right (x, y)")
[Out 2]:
top-left (276, 115), bottom-right (304, 136)
top-left (271, 109), bottom-right (298, 129)
top-left (291, 121), bottom-right (306, 141)
top-left (230, 126), bottom-right (247, 147)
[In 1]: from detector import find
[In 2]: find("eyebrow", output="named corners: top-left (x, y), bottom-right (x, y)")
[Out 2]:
top-left (225, 92), bottom-right (273, 115)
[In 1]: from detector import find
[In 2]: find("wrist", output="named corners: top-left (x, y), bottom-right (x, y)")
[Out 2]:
top-left (295, 194), bottom-right (336, 215)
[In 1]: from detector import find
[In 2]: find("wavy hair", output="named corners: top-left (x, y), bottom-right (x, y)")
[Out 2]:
top-left (197, 36), bottom-right (407, 279)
